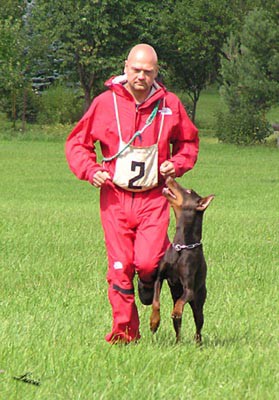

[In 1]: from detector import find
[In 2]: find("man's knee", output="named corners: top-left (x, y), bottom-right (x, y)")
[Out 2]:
top-left (107, 259), bottom-right (135, 289)
top-left (136, 260), bottom-right (158, 283)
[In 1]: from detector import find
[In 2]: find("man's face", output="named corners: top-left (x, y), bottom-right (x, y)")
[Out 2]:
top-left (124, 59), bottom-right (158, 95)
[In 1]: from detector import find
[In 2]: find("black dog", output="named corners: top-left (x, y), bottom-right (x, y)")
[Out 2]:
top-left (150, 177), bottom-right (214, 344)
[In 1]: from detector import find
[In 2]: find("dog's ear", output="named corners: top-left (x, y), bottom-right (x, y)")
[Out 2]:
top-left (196, 195), bottom-right (214, 211)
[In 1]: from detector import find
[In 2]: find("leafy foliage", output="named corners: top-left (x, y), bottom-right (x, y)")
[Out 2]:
top-left (216, 108), bottom-right (272, 144)
top-left (156, 0), bottom-right (232, 122)
top-left (0, 17), bottom-right (26, 121)
top-left (216, 8), bottom-right (278, 144)
top-left (1, 85), bottom-right (41, 123)
top-left (0, 0), bottom-right (278, 138)
top-left (0, 1), bottom-right (49, 127)
top-left (32, 0), bottom-right (162, 110)
top-left (37, 85), bottom-right (84, 125)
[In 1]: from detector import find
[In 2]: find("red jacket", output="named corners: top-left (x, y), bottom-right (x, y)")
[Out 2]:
top-left (65, 76), bottom-right (199, 185)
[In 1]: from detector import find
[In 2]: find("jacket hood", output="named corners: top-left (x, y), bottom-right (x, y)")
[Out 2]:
top-left (104, 74), bottom-right (167, 104)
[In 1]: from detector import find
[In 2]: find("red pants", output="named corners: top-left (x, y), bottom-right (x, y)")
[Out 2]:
top-left (100, 182), bottom-right (170, 343)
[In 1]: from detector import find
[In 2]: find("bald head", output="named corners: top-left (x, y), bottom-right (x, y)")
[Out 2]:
top-left (127, 44), bottom-right (158, 66)
top-left (124, 44), bottom-right (159, 103)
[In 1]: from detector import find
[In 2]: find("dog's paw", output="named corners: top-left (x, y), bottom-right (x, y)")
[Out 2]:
top-left (150, 313), bottom-right (160, 333)
top-left (171, 312), bottom-right (182, 320)
top-left (150, 322), bottom-right (160, 333)
top-left (194, 333), bottom-right (202, 345)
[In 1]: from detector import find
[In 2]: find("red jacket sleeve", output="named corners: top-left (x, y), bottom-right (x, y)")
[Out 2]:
top-left (169, 100), bottom-right (199, 177)
top-left (65, 103), bottom-right (104, 184)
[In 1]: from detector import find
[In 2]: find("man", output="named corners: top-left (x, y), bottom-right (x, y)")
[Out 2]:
top-left (65, 44), bottom-right (199, 344)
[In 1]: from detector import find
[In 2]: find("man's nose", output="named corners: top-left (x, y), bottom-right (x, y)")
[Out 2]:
top-left (138, 71), bottom-right (145, 79)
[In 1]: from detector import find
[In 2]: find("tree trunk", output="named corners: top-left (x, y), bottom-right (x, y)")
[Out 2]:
top-left (192, 99), bottom-right (197, 123)
top-left (22, 87), bottom-right (27, 132)
top-left (76, 57), bottom-right (94, 113)
top-left (12, 91), bottom-right (16, 130)
top-left (84, 89), bottom-right (91, 113)
top-left (190, 90), bottom-right (200, 124)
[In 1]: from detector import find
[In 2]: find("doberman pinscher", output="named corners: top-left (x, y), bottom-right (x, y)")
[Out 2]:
top-left (150, 177), bottom-right (214, 344)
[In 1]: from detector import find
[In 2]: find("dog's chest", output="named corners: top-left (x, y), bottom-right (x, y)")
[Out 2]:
top-left (166, 251), bottom-right (202, 285)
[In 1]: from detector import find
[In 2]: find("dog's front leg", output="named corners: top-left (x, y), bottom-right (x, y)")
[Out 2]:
top-left (172, 287), bottom-right (194, 318)
top-left (171, 295), bottom-right (185, 342)
top-left (172, 287), bottom-right (194, 342)
top-left (150, 278), bottom-right (162, 333)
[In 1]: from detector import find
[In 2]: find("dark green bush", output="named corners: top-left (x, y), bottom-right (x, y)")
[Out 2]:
top-left (217, 9), bottom-right (278, 145)
top-left (37, 85), bottom-right (83, 125)
top-left (216, 106), bottom-right (273, 144)
top-left (0, 86), bottom-right (41, 123)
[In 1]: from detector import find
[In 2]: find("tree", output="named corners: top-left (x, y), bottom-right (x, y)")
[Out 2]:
top-left (157, 0), bottom-right (232, 122)
top-left (0, 0), bottom-right (175, 123)
top-left (0, 17), bottom-right (26, 127)
top-left (0, 0), bottom-right (26, 21)
top-left (216, 8), bottom-right (278, 144)
top-left (0, 1), bottom-right (43, 129)
top-left (239, 8), bottom-right (279, 109)
top-left (32, 0), bottom-right (163, 112)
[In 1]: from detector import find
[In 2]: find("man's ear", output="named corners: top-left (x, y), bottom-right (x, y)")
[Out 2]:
top-left (124, 60), bottom-right (128, 74)
top-left (154, 65), bottom-right (159, 78)
top-left (196, 195), bottom-right (215, 211)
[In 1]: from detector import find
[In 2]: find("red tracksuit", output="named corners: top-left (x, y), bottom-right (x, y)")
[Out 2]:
top-left (65, 76), bottom-right (199, 343)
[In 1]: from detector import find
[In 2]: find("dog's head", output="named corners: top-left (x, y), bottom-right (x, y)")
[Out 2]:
top-left (163, 177), bottom-right (214, 219)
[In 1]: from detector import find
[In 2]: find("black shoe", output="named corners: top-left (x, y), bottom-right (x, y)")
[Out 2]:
top-left (138, 279), bottom-right (154, 305)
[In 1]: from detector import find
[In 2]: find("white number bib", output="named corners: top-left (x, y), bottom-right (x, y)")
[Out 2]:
top-left (113, 140), bottom-right (158, 191)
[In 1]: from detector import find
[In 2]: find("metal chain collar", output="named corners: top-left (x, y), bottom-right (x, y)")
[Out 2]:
top-left (172, 242), bottom-right (202, 252)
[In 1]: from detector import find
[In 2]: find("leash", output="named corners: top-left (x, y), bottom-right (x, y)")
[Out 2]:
top-left (172, 242), bottom-right (202, 252)
top-left (102, 131), bottom-right (142, 162)
top-left (102, 98), bottom-right (161, 162)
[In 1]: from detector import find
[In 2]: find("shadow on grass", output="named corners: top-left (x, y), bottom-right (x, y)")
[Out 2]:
top-left (147, 330), bottom-right (248, 350)
top-left (202, 334), bottom-right (249, 348)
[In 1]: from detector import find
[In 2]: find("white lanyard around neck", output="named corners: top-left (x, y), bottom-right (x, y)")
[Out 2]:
top-left (102, 93), bottom-right (165, 162)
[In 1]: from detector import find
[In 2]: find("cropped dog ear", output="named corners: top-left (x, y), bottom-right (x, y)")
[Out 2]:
top-left (196, 195), bottom-right (214, 211)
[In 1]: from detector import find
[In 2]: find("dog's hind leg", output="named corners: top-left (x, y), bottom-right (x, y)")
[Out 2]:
top-left (150, 278), bottom-right (163, 333)
top-left (189, 284), bottom-right (206, 345)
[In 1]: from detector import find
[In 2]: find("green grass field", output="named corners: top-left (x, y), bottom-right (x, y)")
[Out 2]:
top-left (1, 133), bottom-right (278, 399)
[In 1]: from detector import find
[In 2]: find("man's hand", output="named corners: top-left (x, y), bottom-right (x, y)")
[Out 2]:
top-left (160, 161), bottom-right (176, 178)
top-left (92, 171), bottom-right (111, 188)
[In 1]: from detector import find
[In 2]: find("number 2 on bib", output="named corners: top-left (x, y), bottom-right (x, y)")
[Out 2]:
top-left (128, 161), bottom-right (145, 190)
